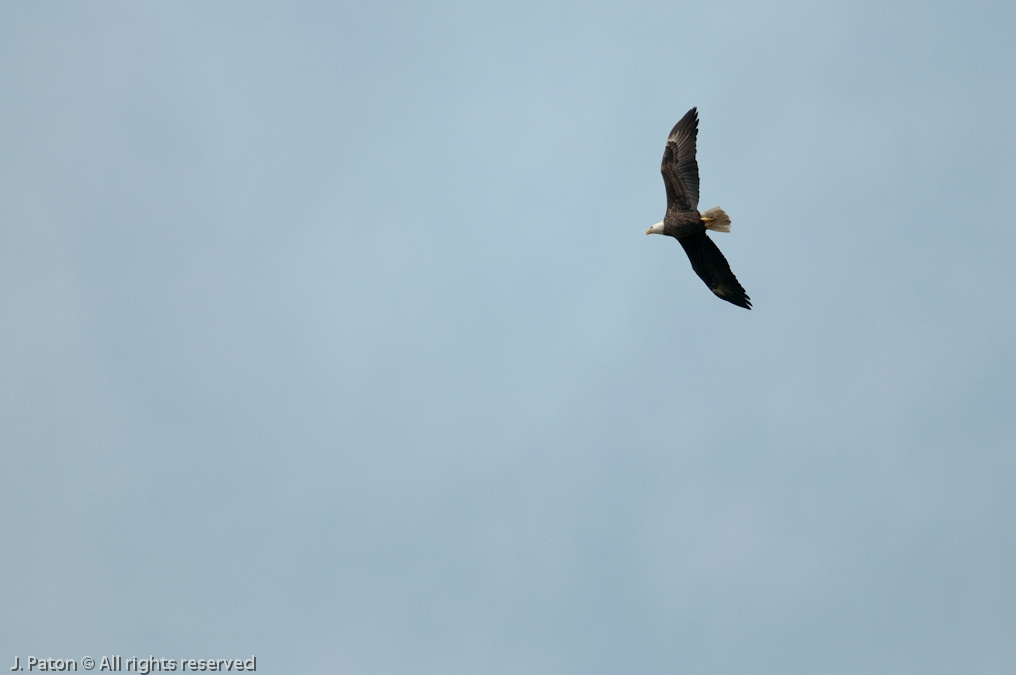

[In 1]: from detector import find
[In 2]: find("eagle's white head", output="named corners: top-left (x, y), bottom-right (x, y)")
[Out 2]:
top-left (646, 221), bottom-right (665, 235)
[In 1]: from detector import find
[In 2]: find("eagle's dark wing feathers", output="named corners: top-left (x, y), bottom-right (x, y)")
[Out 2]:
top-left (677, 231), bottom-right (751, 309)
top-left (660, 107), bottom-right (700, 211)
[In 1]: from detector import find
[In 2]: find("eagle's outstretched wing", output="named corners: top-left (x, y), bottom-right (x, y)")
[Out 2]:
top-left (677, 231), bottom-right (751, 309)
top-left (661, 107), bottom-right (700, 212)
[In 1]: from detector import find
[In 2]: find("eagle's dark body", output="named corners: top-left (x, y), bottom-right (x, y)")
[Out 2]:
top-left (662, 209), bottom-right (706, 239)
top-left (650, 107), bottom-right (751, 309)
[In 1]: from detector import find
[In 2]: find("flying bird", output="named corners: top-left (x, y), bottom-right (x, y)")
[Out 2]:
top-left (646, 108), bottom-right (751, 309)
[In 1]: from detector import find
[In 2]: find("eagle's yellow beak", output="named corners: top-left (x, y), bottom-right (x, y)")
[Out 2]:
top-left (645, 228), bottom-right (652, 235)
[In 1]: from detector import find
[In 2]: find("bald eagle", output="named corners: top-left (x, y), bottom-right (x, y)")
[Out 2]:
top-left (646, 108), bottom-right (751, 309)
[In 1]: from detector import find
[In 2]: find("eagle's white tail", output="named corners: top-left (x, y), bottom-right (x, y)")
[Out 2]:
top-left (702, 207), bottom-right (731, 233)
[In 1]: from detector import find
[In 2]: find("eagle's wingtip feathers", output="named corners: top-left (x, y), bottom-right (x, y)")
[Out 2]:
top-left (712, 287), bottom-right (752, 309)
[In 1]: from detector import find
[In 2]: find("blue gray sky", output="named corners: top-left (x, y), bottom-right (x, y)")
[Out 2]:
top-left (2, 2), bottom-right (1015, 673)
